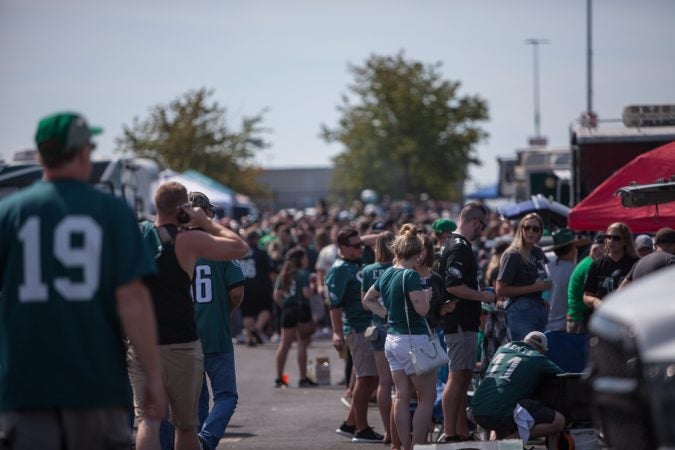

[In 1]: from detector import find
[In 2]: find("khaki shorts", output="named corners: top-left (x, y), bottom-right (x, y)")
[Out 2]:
top-left (345, 332), bottom-right (377, 378)
top-left (128, 340), bottom-right (204, 428)
top-left (444, 330), bottom-right (477, 372)
top-left (0, 407), bottom-right (129, 450)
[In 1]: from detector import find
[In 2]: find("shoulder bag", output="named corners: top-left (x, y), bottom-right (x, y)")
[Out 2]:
top-left (402, 269), bottom-right (449, 376)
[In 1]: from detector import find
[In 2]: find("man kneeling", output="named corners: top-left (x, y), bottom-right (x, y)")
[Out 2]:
top-left (470, 331), bottom-right (566, 449)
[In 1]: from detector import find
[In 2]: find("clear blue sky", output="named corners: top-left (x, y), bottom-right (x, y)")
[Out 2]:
top-left (1, 0), bottom-right (674, 187)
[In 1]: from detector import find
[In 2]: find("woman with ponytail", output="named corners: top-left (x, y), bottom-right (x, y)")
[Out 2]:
top-left (273, 246), bottom-right (317, 388)
top-left (363, 224), bottom-right (436, 450)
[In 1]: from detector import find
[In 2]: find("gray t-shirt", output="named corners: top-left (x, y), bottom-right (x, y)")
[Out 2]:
top-left (544, 258), bottom-right (575, 332)
top-left (497, 247), bottom-right (549, 301)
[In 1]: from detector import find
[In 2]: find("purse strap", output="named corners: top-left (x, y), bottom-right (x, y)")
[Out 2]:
top-left (401, 269), bottom-right (433, 352)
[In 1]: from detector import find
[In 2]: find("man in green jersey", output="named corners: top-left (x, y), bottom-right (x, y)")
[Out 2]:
top-left (0, 112), bottom-right (166, 449)
top-left (191, 192), bottom-right (246, 450)
top-left (328, 228), bottom-right (383, 443)
top-left (471, 331), bottom-right (565, 447)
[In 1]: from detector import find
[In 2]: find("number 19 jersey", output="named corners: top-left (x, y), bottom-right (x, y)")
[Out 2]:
top-left (0, 180), bottom-right (156, 410)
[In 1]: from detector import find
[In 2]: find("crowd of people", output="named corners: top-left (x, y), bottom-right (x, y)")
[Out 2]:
top-left (1, 111), bottom-right (674, 450)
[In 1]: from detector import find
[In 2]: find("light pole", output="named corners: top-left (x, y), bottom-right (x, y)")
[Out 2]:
top-left (525, 38), bottom-right (550, 146)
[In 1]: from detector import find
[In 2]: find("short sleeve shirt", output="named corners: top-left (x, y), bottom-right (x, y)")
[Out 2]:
top-left (497, 247), bottom-right (549, 301)
top-left (274, 269), bottom-right (311, 307)
top-left (471, 341), bottom-right (563, 417)
top-left (0, 180), bottom-right (156, 410)
top-left (625, 251), bottom-right (675, 281)
top-left (326, 258), bottom-right (370, 335)
top-left (437, 233), bottom-right (481, 333)
top-left (583, 254), bottom-right (639, 299)
top-left (194, 260), bottom-right (245, 354)
top-left (361, 261), bottom-right (392, 326)
top-left (374, 267), bottom-right (427, 335)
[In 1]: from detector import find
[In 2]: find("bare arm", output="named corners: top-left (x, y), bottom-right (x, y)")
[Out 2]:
top-left (116, 279), bottom-right (167, 420)
top-left (362, 286), bottom-right (387, 318)
top-left (228, 285), bottom-right (244, 315)
top-left (408, 289), bottom-right (431, 316)
top-left (272, 288), bottom-right (285, 306)
top-left (448, 284), bottom-right (497, 303)
top-left (495, 280), bottom-right (551, 299)
top-left (329, 308), bottom-right (345, 351)
top-left (583, 291), bottom-right (603, 309)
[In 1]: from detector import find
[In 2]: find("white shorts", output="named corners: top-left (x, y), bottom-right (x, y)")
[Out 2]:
top-left (384, 334), bottom-right (432, 376)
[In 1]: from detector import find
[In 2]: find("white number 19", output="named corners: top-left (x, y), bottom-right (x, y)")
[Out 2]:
top-left (17, 216), bottom-right (102, 302)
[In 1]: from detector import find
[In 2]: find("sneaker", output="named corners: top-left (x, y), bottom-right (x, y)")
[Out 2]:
top-left (274, 377), bottom-right (288, 388)
top-left (351, 426), bottom-right (384, 443)
top-left (298, 377), bottom-right (318, 387)
top-left (335, 421), bottom-right (356, 438)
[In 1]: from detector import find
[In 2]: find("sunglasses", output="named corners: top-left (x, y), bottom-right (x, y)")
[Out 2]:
top-left (605, 235), bottom-right (622, 242)
top-left (522, 225), bottom-right (542, 233)
top-left (345, 241), bottom-right (364, 249)
top-left (474, 217), bottom-right (488, 230)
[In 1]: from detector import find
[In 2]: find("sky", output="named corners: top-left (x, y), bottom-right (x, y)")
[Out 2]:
top-left (1, 0), bottom-right (674, 189)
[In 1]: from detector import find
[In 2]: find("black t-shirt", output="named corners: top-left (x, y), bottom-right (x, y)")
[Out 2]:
top-left (427, 271), bottom-right (445, 329)
top-left (626, 250), bottom-right (675, 281)
top-left (437, 233), bottom-right (481, 333)
top-left (584, 254), bottom-right (639, 299)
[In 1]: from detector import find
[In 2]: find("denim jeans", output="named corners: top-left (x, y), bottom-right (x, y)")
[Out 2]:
top-left (198, 352), bottom-right (238, 450)
top-left (159, 352), bottom-right (237, 450)
top-left (505, 297), bottom-right (548, 342)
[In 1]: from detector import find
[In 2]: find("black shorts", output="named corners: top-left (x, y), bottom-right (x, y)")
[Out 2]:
top-left (473, 399), bottom-right (555, 434)
top-left (240, 291), bottom-right (273, 318)
top-left (280, 304), bottom-right (312, 329)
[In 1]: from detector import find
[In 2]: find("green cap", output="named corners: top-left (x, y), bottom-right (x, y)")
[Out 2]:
top-left (432, 218), bottom-right (457, 233)
top-left (35, 112), bottom-right (102, 163)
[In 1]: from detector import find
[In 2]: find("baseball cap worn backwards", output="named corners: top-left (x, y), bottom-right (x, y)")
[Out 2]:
top-left (35, 112), bottom-right (102, 162)
top-left (524, 331), bottom-right (548, 352)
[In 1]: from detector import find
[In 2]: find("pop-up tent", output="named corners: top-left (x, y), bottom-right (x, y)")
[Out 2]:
top-left (568, 142), bottom-right (675, 233)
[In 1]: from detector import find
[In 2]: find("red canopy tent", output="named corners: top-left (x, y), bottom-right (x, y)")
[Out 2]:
top-left (568, 141), bottom-right (675, 233)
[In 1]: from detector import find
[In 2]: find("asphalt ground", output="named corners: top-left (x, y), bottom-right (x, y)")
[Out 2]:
top-left (216, 335), bottom-right (385, 449)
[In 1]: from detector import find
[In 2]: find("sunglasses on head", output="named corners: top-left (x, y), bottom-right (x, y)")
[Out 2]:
top-left (522, 225), bottom-right (542, 233)
top-left (605, 235), bottom-right (622, 242)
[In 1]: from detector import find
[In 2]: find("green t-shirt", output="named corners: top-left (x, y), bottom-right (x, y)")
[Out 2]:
top-left (274, 268), bottom-right (310, 307)
top-left (567, 256), bottom-right (593, 321)
top-left (0, 180), bottom-right (156, 410)
top-left (326, 258), bottom-right (370, 335)
top-left (374, 267), bottom-right (427, 335)
top-left (471, 341), bottom-right (563, 417)
top-left (361, 262), bottom-right (392, 326)
top-left (194, 259), bottom-right (245, 354)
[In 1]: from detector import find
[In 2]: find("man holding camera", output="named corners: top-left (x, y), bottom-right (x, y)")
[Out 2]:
top-left (130, 181), bottom-right (248, 450)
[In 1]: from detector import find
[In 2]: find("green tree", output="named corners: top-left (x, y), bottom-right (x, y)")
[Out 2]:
top-left (322, 52), bottom-right (489, 201)
top-left (115, 87), bottom-right (269, 196)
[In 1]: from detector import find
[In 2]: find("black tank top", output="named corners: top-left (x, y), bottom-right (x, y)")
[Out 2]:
top-left (148, 224), bottom-right (197, 344)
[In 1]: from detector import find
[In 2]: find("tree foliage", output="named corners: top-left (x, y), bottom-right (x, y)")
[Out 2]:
top-left (115, 88), bottom-right (269, 196)
top-left (322, 52), bottom-right (489, 201)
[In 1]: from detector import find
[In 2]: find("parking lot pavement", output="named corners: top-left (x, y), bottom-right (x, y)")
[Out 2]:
top-left (216, 336), bottom-right (385, 449)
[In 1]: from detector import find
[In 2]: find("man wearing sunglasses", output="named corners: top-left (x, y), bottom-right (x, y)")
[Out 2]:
top-left (328, 228), bottom-right (384, 443)
top-left (436, 202), bottom-right (496, 443)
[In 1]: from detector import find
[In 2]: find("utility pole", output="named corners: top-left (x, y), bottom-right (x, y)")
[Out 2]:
top-left (587, 0), bottom-right (593, 115)
top-left (525, 38), bottom-right (550, 146)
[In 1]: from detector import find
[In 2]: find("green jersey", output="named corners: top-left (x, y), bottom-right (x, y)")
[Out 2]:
top-left (274, 268), bottom-right (310, 307)
top-left (361, 262), bottom-right (392, 326)
top-left (471, 341), bottom-right (563, 417)
top-left (374, 267), bottom-right (427, 335)
top-left (194, 259), bottom-right (245, 354)
top-left (326, 258), bottom-right (370, 335)
top-left (567, 256), bottom-right (593, 321)
top-left (0, 180), bottom-right (156, 410)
